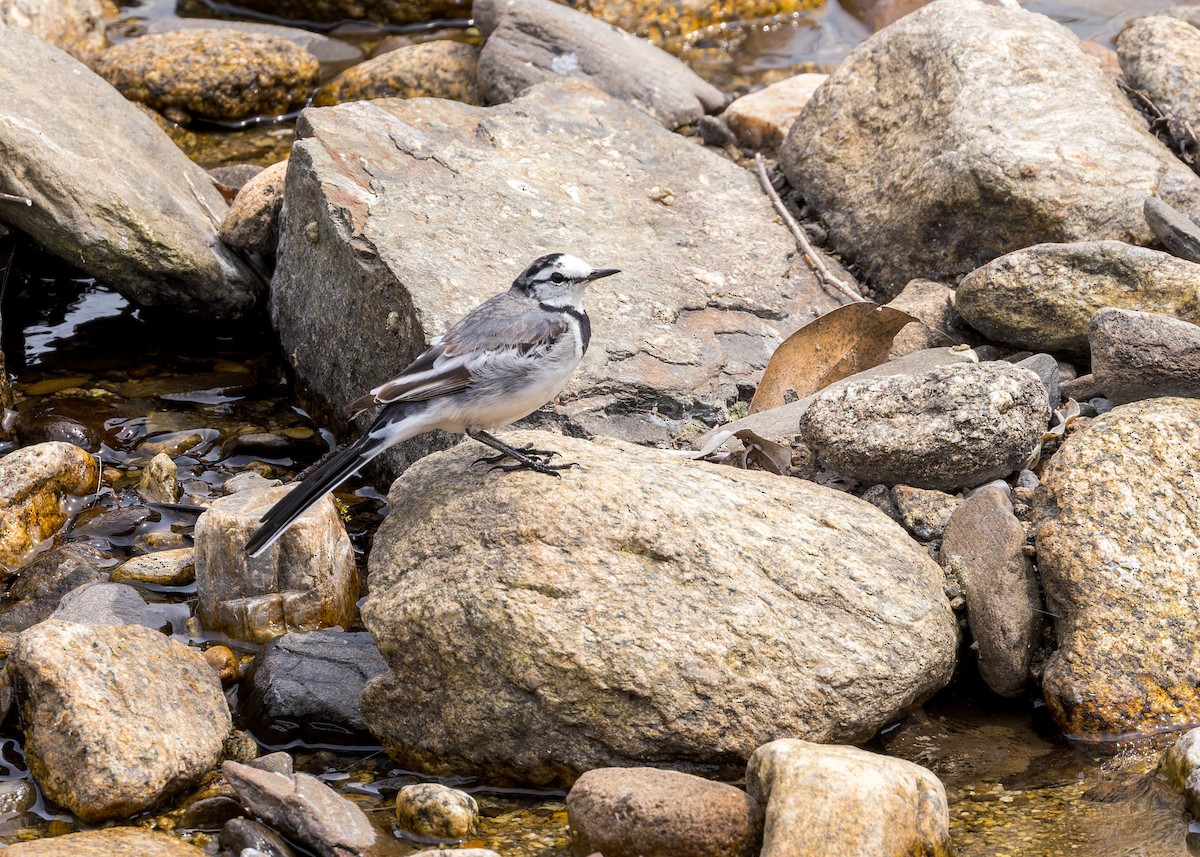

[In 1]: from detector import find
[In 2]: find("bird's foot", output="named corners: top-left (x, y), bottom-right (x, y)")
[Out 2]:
top-left (489, 458), bottom-right (579, 477)
top-left (473, 443), bottom-right (560, 466)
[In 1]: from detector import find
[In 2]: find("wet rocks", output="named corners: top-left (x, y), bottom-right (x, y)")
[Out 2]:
top-left (956, 241), bottom-right (1200, 353)
top-left (566, 767), bottom-right (761, 857)
top-left (9, 620), bottom-right (231, 822)
top-left (473, 0), bottom-right (723, 129)
top-left (222, 760), bottom-right (377, 857)
top-left (0, 441), bottom-right (98, 573)
top-left (193, 485), bottom-right (358, 644)
top-left (1035, 398), bottom-right (1200, 737)
top-left (179, 0), bottom-right (463, 26)
top-left (136, 451), bottom-right (179, 504)
top-left (723, 73), bottom-right (826, 151)
top-left (239, 630), bottom-right (389, 744)
top-left (220, 160), bottom-right (288, 256)
top-left (799, 363), bottom-right (1049, 490)
top-left (110, 547), bottom-right (196, 586)
top-left (275, 80), bottom-right (844, 465)
top-left (747, 739), bottom-right (950, 857)
top-left (1159, 728), bottom-right (1200, 818)
top-left (96, 30), bottom-right (319, 122)
top-left (780, 0), bottom-right (1200, 295)
top-left (1, 827), bottom-right (210, 856)
top-left (50, 581), bottom-right (155, 627)
top-left (0, 30), bottom-right (262, 318)
top-left (0, 0), bottom-right (109, 61)
top-left (1088, 308), bottom-right (1200, 404)
top-left (940, 485), bottom-right (1040, 698)
top-left (394, 783), bottom-right (478, 840)
top-left (561, 0), bottom-right (805, 42)
top-left (361, 431), bottom-right (956, 785)
top-left (1117, 16), bottom-right (1200, 131)
top-left (0, 544), bottom-right (107, 633)
top-left (218, 817), bottom-right (300, 857)
top-left (313, 40), bottom-right (479, 107)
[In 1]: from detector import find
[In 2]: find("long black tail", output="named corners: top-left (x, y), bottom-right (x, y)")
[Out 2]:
top-left (243, 434), bottom-right (373, 556)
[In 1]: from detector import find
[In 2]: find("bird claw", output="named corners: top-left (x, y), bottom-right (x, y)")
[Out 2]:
top-left (473, 444), bottom-right (561, 467)
top-left (488, 459), bottom-right (578, 477)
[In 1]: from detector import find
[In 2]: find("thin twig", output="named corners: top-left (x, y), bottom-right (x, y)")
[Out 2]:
top-left (753, 153), bottom-right (864, 304)
top-left (0, 192), bottom-right (31, 206)
top-left (185, 173), bottom-right (223, 230)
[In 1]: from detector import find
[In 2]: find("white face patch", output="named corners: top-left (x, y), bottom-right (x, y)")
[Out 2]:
top-left (548, 254), bottom-right (594, 281)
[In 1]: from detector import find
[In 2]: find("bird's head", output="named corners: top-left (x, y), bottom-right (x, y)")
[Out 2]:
top-left (512, 253), bottom-right (620, 307)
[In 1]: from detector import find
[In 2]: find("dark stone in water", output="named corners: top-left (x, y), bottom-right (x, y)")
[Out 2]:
top-left (15, 414), bottom-right (100, 451)
top-left (240, 630), bottom-right (388, 744)
top-left (220, 817), bottom-right (298, 857)
top-left (0, 544), bottom-right (108, 633)
top-left (178, 794), bottom-right (244, 830)
top-left (71, 505), bottom-right (158, 539)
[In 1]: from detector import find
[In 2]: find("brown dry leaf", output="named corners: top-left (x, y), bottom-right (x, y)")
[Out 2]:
top-left (733, 429), bottom-right (792, 475)
top-left (749, 303), bottom-right (918, 414)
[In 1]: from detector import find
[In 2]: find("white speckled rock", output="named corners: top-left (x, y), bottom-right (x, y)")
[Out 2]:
top-left (799, 363), bottom-right (1049, 490)
top-left (362, 431), bottom-right (957, 786)
top-left (1117, 16), bottom-right (1200, 131)
top-left (10, 620), bottom-right (231, 822)
top-left (1035, 398), bottom-right (1200, 737)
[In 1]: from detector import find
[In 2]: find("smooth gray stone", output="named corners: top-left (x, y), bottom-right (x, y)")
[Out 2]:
top-left (1144, 196), bottom-right (1200, 263)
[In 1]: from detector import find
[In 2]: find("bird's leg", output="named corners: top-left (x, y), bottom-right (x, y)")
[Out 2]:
top-left (467, 430), bottom-right (578, 477)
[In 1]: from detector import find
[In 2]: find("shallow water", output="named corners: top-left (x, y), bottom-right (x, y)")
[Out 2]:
top-left (6, 0), bottom-right (1200, 851)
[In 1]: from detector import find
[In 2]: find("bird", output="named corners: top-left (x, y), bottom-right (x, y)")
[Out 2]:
top-left (243, 253), bottom-right (620, 556)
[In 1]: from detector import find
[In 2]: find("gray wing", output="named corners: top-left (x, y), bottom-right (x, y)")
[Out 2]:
top-left (345, 290), bottom-right (570, 417)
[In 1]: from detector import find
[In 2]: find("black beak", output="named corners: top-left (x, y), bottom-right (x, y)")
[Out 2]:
top-left (587, 268), bottom-right (621, 281)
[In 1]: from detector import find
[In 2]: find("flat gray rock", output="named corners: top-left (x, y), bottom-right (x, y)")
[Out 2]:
top-left (222, 761), bottom-right (376, 857)
top-left (274, 80), bottom-right (845, 468)
top-left (941, 485), bottom-right (1040, 698)
top-left (473, 0), bottom-right (723, 129)
top-left (0, 30), bottom-right (261, 317)
top-left (1144, 197), bottom-right (1200, 264)
top-left (781, 0), bottom-right (1200, 296)
top-left (361, 432), bottom-right (957, 786)
top-left (1089, 307), bottom-right (1200, 404)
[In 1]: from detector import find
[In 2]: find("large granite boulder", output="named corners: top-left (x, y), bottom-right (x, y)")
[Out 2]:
top-left (781, 0), bottom-right (1200, 296)
top-left (361, 431), bottom-right (957, 786)
top-left (1035, 398), bottom-right (1200, 737)
top-left (0, 30), bottom-right (262, 318)
top-left (273, 80), bottom-right (846, 473)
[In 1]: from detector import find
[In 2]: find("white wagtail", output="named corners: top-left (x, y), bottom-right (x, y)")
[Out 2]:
top-left (244, 253), bottom-right (620, 556)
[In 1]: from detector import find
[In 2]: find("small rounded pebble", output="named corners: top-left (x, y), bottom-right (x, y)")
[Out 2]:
top-left (395, 783), bottom-right (479, 840)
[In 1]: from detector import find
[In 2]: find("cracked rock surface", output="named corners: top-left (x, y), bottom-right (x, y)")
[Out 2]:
top-left (272, 79), bottom-right (846, 475)
top-left (361, 431), bottom-right (957, 786)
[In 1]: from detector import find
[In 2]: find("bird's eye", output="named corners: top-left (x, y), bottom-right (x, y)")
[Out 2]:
top-left (550, 272), bottom-right (566, 284)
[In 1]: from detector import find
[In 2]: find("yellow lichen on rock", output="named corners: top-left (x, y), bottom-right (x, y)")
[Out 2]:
top-left (0, 442), bottom-right (98, 573)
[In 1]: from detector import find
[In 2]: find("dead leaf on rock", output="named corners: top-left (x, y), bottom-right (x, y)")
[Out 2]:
top-left (727, 429), bottom-right (793, 475)
top-left (749, 303), bottom-right (918, 414)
